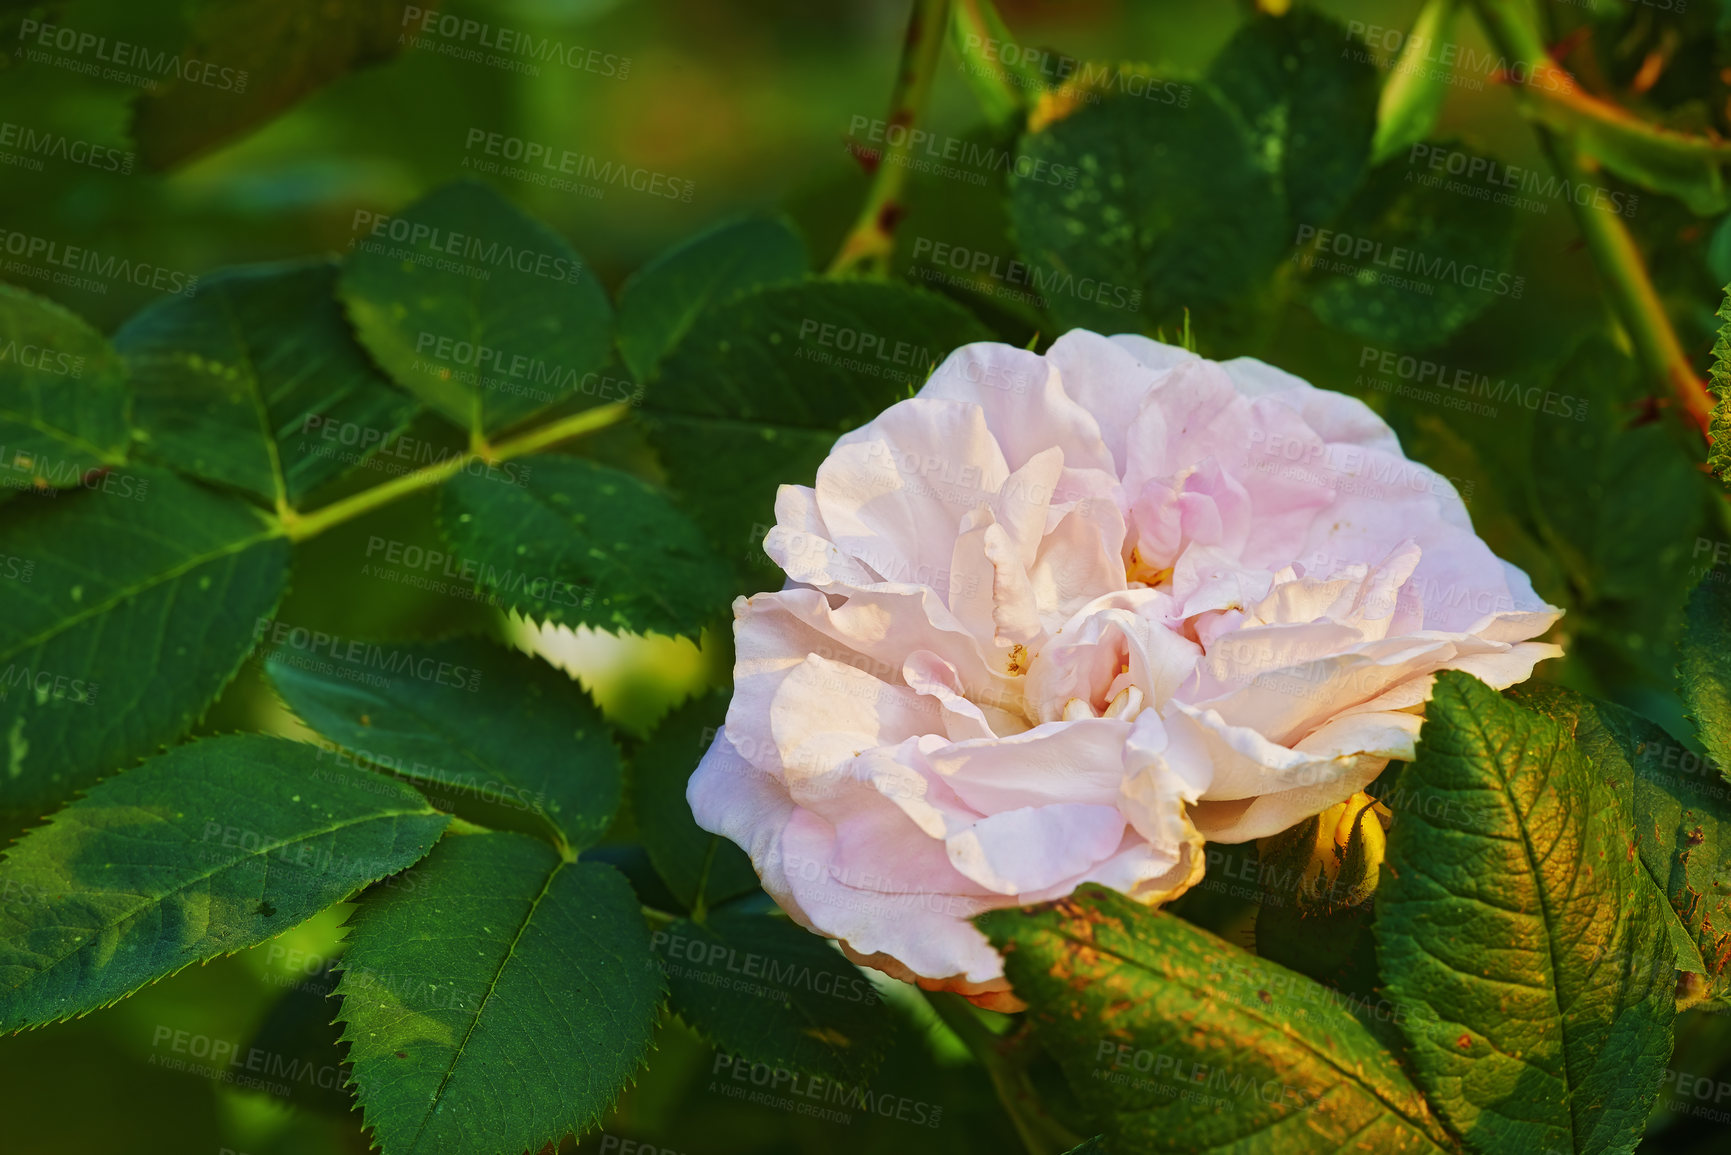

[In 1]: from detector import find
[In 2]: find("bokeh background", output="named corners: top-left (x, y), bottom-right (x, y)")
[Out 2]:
top-left (3, 0), bottom-right (1730, 1151)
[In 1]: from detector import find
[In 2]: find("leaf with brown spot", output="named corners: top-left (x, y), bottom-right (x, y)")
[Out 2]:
top-left (978, 887), bottom-right (1455, 1154)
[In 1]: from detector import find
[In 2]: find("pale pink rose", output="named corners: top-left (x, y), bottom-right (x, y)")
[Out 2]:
top-left (688, 329), bottom-right (1560, 1008)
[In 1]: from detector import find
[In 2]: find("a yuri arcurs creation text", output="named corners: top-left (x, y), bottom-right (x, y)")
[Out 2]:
top-left (690, 330), bottom-right (1560, 1007)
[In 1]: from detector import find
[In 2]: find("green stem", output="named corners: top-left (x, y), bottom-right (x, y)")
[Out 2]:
top-left (1469, 0), bottom-right (1713, 438)
top-left (829, 0), bottom-right (955, 277)
top-left (274, 401), bottom-right (633, 543)
top-left (924, 991), bottom-right (1080, 1155)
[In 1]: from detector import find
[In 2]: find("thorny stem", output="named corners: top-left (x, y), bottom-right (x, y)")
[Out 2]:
top-left (1469, 0), bottom-right (1713, 438)
top-left (924, 990), bottom-right (1081, 1155)
top-left (271, 401), bottom-right (634, 543)
top-left (829, 0), bottom-right (955, 277)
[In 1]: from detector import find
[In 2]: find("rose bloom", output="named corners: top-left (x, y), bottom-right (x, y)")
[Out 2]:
top-left (688, 330), bottom-right (1559, 1008)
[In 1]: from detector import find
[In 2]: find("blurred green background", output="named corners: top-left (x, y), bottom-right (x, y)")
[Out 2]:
top-left (5, 0), bottom-right (1731, 1151)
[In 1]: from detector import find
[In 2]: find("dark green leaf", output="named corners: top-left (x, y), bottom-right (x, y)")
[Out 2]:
top-left (656, 907), bottom-right (889, 1081)
top-left (132, 0), bottom-right (414, 169)
top-left (0, 734), bottom-right (448, 1032)
top-left (267, 635), bottom-right (622, 854)
top-left (630, 691), bottom-right (758, 911)
top-left (1711, 282), bottom-right (1731, 486)
top-left (1681, 576), bottom-right (1731, 778)
top-left (0, 283), bottom-right (130, 491)
top-left (978, 887), bottom-right (1455, 1154)
top-left (1299, 153), bottom-right (1520, 349)
top-left (640, 279), bottom-right (991, 571)
top-left (1209, 7), bottom-right (1378, 230)
top-left (336, 831), bottom-right (663, 1155)
top-left (114, 258), bottom-right (418, 508)
top-left (1374, 672), bottom-right (1675, 1154)
top-left (1009, 76), bottom-right (1287, 331)
top-left (1529, 338), bottom-right (1702, 603)
top-left (615, 216), bottom-right (808, 381)
top-left (339, 180), bottom-right (613, 435)
top-left (438, 453), bottom-right (731, 639)
top-left (0, 466), bottom-right (290, 821)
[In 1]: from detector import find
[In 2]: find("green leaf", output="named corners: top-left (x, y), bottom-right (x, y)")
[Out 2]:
top-left (629, 690), bottom-right (758, 910)
top-left (1009, 76), bottom-right (1287, 331)
top-left (266, 635), bottom-right (622, 854)
top-left (114, 258), bottom-right (418, 509)
top-left (615, 216), bottom-right (808, 381)
top-left (1680, 576), bottom-right (1731, 787)
top-left (1208, 7), bottom-right (1379, 230)
top-left (0, 466), bottom-right (290, 821)
top-left (0, 734), bottom-right (448, 1032)
top-left (640, 279), bottom-right (991, 571)
top-left (131, 0), bottom-right (413, 169)
top-left (338, 180), bottom-right (613, 436)
top-left (979, 887), bottom-right (1455, 1153)
top-left (1528, 337), bottom-right (1702, 604)
top-left (655, 907), bottom-right (889, 1081)
top-left (1511, 682), bottom-right (1724, 987)
top-left (1711, 283), bottom-right (1731, 485)
top-left (1369, 0), bottom-right (1460, 164)
top-left (0, 284), bottom-right (130, 491)
top-left (437, 453), bottom-right (732, 639)
top-left (1062, 1139), bottom-right (1109, 1155)
top-left (336, 831), bottom-right (663, 1155)
top-left (1374, 672), bottom-right (1675, 1155)
top-left (1298, 153), bottom-right (1521, 349)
